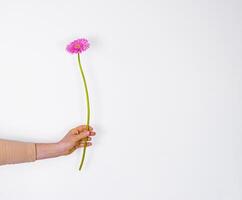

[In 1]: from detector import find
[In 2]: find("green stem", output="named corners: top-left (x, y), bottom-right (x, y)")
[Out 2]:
top-left (77, 53), bottom-right (90, 171)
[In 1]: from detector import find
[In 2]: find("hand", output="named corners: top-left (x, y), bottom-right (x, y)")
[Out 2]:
top-left (36, 125), bottom-right (96, 160)
top-left (57, 125), bottom-right (96, 156)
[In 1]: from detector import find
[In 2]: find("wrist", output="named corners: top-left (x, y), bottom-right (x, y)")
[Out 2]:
top-left (36, 142), bottom-right (64, 160)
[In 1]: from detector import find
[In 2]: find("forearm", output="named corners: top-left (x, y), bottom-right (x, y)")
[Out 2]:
top-left (0, 140), bottom-right (65, 165)
top-left (0, 139), bottom-right (36, 165)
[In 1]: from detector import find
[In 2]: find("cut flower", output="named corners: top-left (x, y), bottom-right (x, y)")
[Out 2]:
top-left (66, 38), bottom-right (91, 171)
top-left (66, 38), bottom-right (90, 54)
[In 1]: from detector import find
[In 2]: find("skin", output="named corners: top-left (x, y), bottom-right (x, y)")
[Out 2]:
top-left (36, 125), bottom-right (96, 160)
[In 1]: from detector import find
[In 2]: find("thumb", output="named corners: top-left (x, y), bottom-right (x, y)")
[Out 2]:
top-left (76, 130), bottom-right (90, 140)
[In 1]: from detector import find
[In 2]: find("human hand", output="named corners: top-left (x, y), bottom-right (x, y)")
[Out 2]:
top-left (36, 125), bottom-right (96, 160)
top-left (57, 125), bottom-right (96, 156)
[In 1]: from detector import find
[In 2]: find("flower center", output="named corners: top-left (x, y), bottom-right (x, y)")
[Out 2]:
top-left (75, 44), bottom-right (80, 48)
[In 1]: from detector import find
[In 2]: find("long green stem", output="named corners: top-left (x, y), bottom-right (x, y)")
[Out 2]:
top-left (77, 53), bottom-right (90, 171)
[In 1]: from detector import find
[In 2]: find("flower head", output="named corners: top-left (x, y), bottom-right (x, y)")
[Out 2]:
top-left (66, 38), bottom-right (90, 54)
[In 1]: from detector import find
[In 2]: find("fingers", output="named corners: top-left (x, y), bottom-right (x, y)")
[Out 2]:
top-left (75, 125), bottom-right (93, 132)
top-left (88, 131), bottom-right (96, 136)
top-left (75, 130), bottom-right (96, 140)
top-left (78, 136), bottom-right (92, 143)
top-left (70, 125), bottom-right (93, 136)
top-left (75, 130), bottom-right (89, 140)
top-left (75, 137), bottom-right (92, 144)
top-left (76, 142), bottom-right (92, 148)
top-left (68, 139), bottom-right (93, 154)
top-left (69, 125), bottom-right (93, 135)
top-left (83, 136), bottom-right (92, 141)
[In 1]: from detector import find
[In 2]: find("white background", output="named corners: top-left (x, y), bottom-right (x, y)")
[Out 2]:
top-left (0, 0), bottom-right (241, 199)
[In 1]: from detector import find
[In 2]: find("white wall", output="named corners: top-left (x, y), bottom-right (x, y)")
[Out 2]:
top-left (0, 0), bottom-right (241, 199)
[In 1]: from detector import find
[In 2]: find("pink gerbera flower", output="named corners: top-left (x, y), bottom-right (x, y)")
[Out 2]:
top-left (66, 37), bottom-right (92, 171)
top-left (66, 38), bottom-right (90, 54)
